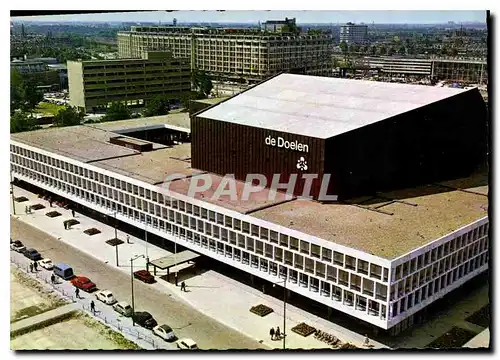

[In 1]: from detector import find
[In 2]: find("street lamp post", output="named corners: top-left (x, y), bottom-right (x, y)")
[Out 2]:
top-left (108, 210), bottom-right (119, 267)
top-left (145, 221), bottom-right (149, 272)
top-left (273, 274), bottom-right (288, 350)
top-left (130, 254), bottom-right (145, 326)
top-left (10, 169), bottom-right (16, 215)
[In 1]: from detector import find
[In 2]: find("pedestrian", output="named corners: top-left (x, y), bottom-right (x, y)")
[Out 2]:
top-left (276, 326), bottom-right (281, 340)
top-left (51, 273), bottom-right (55, 284)
top-left (175, 273), bottom-right (178, 286)
top-left (64, 222), bottom-right (67, 230)
top-left (29, 263), bottom-right (33, 273)
top-left (75, 288), bottom-right (80, 299)
top-left (72, 209), bottom-right (75, 218)
top-left (126, 235), bottom-right (130, 244)
top-left (181, 281), bottom-right (186, 292)
top-left (49, 199), bottom-right (53, 207)
top-left (34, 261), bottom-right (38, 271)
top-left (24, 206), bottom-right (28, 214)
top-left (28, 205), bottom-right (32, 214)
top-left (270, 327), bottom-right (275, 340)
top-left (90, 300), bottom-right (95, 314)
top-left (364, 334), bottom-right (370, 347)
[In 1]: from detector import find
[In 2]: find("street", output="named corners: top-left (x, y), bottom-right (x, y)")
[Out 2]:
top-left (11, 216), bottom-right (266, 350)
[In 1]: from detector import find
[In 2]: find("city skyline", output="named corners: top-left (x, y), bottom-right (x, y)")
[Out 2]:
top-left (12, 10), bottom-right (487, 24)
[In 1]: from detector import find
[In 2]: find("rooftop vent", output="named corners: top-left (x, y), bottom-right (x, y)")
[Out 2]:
top-left (109, 136), bottom-right (153, 152)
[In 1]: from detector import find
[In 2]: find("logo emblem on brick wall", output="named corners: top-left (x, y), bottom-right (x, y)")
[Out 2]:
top-left (296, 157), bottom-right (308, 171)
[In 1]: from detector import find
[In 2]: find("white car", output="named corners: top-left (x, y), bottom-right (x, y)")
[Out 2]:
top-left (95, 290), bottom-right (117, 305)
top-left (113, 301), bottom-right (133, 317)
top-left (153, 324), bottom-right (176, 342)
top-left (176, 338), bottom-right (198, 350)
top-left (38, 259), bottom-right (54, 270)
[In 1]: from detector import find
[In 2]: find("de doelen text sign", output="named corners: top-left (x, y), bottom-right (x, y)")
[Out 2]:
top-left (265, 135), bottom-right (309, 153)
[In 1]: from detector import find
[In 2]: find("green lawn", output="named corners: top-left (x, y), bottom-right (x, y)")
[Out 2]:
top-left (35, 102), bottom-right (65, 116)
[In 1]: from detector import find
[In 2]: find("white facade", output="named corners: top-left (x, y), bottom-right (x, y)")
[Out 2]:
top-left (10, 140), bottom-right (489, 331)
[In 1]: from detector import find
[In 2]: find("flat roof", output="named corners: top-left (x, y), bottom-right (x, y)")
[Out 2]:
top-left (197, 74), bottom-right (469, 139)
top-left (93, 143), bottom-right (202, 185)
top-left (89, 113), bottom-right (191, 133)
top-left (166, 173), bottom-right (293, 214)
top-left (194, 97), bottom-right (229, 105)
top-left (149, 250), bottom-right (200, 270)
top-left (11, 126), bottom-right (138, 163)
top-left (253, 172), bottom-right (488, 259)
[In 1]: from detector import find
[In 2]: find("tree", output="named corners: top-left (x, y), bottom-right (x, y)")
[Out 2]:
top-left (339, 41), bottom-right (348, 55)
top-left (192, 70), bottom-right (213, 98)
top-left (102, 102), bottom-right (131, 122)
top-left (398, 46), bottom-right (407, 55)
top-left (22, 79), bottom-right (44, 111)
top-left (143, 96), bottom-right (170, 117)
top-left (53, 106), bottom-right (85, 127)
top-left (10, 111), bottom-right (40, 133)
top-left (180, 91), bottom-right (203, 111)
top-left (10, 70), bottom-right (43, 113)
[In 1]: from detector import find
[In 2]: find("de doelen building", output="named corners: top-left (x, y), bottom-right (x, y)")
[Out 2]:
top-left (10, 74), bottom-right (488, 334)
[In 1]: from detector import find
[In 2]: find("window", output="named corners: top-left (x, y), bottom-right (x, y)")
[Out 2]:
top-left (290, 237), bottom-right (298, 250)
top-left (300, 240), bottom-right (310, 255)
top-left (333, 252), bottom-right (344, 266)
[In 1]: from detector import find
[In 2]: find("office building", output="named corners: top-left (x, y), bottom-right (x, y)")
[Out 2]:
top-left (432, 58), bottom-right (487, 85)
top-left (10, 74), bottom-right (488, 335)
top-left (117, 26), bottom-right (333, 83)
top-left (67, 51), bottom-right (191, 113)
top-left (11, 59), bottom-right (60, 89)
top-left (262, 18), bottom-right (297, 32)
top-left (361, 57), bottom-right (433, 76)
top-left (340, 23), bottom-right (368, 44)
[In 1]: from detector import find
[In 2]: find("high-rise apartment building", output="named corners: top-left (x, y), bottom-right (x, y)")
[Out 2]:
top-left (117, 26), bottom-right (333, 83)
top-left (68, 51), bottom-right (191, 113)
top-left (340, 23), bottom-right (368, 44)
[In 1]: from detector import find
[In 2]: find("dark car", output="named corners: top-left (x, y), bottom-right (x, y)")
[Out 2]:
top-left (132, 311), bottom-right (158, 329)
top-left (71, 276), bottom-right (97, 292)
top-left (133, 270), bottom-right (155, 284)
top-left (24, 248), bottom-right (42, 261)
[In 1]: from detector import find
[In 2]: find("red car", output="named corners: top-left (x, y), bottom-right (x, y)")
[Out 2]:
top-left (134, 270), bottom-right (155, 284)
top-left (71, 276), bottom-right (97, 292)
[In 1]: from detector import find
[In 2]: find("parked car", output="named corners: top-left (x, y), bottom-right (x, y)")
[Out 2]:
top-left (38, 259), bottom-right (54, 270)
top-left (153, 324), bottom-right (177, 342)
top-left (11, 240), bottom-right (26, 253)
top-left (113, 301), bottom-right (133, 317)
top-left (176, 338), bottom-right (198, 350)
top-left (95, 290), bottom-right (117, 305)
top-left (133, 270), bottom-right (155, 284)
top-left (71, 276), bottom-right (97, 292)
top-left (132, 311), bottom-right (158, 329)
top-left (24, 248), bottom-right (42, 261)
top-left (53, 263), bottom-right (75, 280)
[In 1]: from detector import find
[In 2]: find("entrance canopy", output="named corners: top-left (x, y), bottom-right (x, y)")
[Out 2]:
top-left (148, 250), bottom-right (200, 274)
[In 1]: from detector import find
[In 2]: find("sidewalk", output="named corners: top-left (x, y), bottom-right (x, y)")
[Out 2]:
top-left (10, 185), bottom-right (388, 349)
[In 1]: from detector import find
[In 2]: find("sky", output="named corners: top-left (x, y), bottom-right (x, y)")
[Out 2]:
top-left (11, 10), bottom-right (487, 24)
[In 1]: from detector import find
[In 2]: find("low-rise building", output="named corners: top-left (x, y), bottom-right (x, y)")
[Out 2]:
top-left (67, 51), bottom-right (191, 113)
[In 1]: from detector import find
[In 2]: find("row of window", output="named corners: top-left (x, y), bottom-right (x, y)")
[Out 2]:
top-left (393, 224), bottom-right (489, 282)
top-left (391, 251), bottom-right (488, 318)
top-left (390, 235), bottom-right (488, 301)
